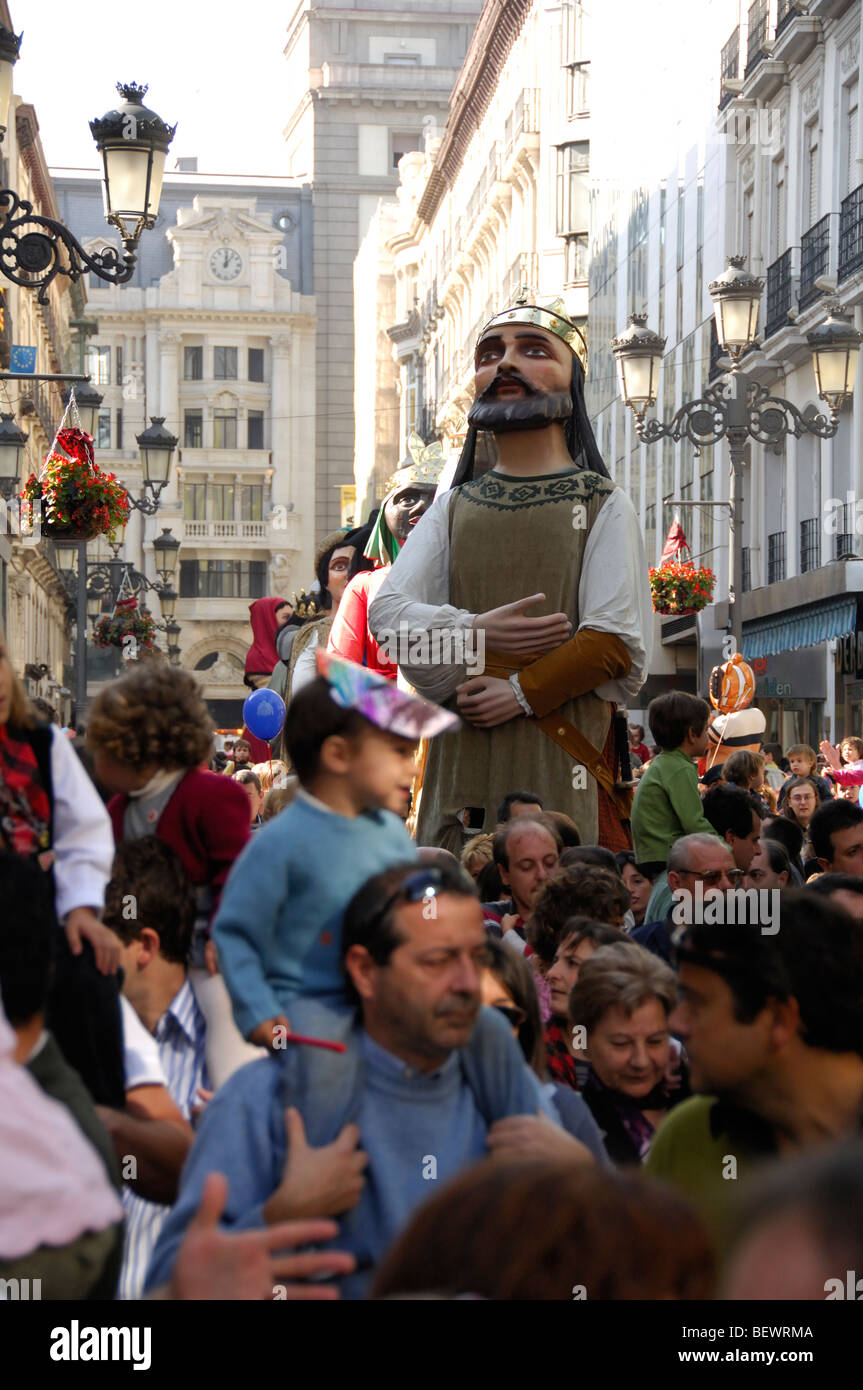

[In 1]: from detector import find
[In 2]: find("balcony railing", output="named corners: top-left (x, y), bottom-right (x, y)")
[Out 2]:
top-left (183, 520), bottom-right (267, 540)
top-left (719, 26), bottom-right (740, 108)
top-left (837, 503), bottom-right (858, 559)
top-left (839, 184), bottom-right (863, 282)
top-left (503, 89), bottom-right (540, 166)
top-left (800, 517), bottom-right (821, 574)
top-left (799, 214), bottom-right (830, 310)
top-left (767, 531), bottom-right (786, 584)
top-left (776, 0), bottom-right (802, 35)
top-left (764, 249), bottom-right (793, 337)
top-left (745, 0), bottom-right (770, 75)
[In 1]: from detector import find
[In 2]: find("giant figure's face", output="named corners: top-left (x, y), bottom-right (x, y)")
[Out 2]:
top-left (469, 323), bottom-right (574, 434)
top-left (384, 485), bottom-right (436, 545)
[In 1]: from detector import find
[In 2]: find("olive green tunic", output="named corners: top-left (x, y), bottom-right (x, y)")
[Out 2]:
top-left (416, 468), bottom-right (617, 850)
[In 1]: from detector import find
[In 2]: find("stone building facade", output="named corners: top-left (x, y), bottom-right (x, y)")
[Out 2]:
top-left (282, 0), bottom-right (481, 530)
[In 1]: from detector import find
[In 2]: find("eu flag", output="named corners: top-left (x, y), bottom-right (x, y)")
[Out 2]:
top-left (10, 345), bottom-right (37, 373)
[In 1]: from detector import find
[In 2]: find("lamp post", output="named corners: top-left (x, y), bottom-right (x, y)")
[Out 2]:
top-left (0, 411), bottom-right (27, 500)
top-left (129, 418), bottom-right (179, 514)
top-left (612, 262), bottom-right (863, 656)
top-left (0, 61), bottom-right (175, 302)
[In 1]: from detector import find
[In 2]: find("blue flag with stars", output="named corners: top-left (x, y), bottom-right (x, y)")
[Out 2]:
top-left (10, 345), bottom-right (36, 374)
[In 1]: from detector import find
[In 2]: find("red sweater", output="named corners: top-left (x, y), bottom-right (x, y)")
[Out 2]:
top-left (108, 769), bottom-right (250, 916)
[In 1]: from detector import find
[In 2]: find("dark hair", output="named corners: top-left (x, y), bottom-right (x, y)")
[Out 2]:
top-left (560, 845), bottom-right (618, 873)
top-left (210, 750), bottom-right (229, 773)
top-left (540, 810), bottom-right (581, 848)
top-left (0, 853), bottom-right (56, 1025)
top-left (87, 665), bottom-right (214, 771)
top-left (341, 861), bottom-right (478, 1006)
top-left (315, 526), bottom-right (375, 609)
top-left (284, 675), bottom-right (371, 783)
top-left (806, 872), bottom-right (863, 901)
top-left (647, 691), bottom-right (710, 750)
top-left (781, 775), bottom-right (820, 832)
top-left (761, 814), bottom-right (804, 861)
top-left (629, 724), bottom-right (645, 741)
top-left (31, 697), bottom-right (58, 724)
top-left (234, 768), bottom-right (262, 794)
top-left (842, 736), bottom-right (863, 760)
top-left (492, 817), bottom-right (562, 871)
top-left (476, 857), bottom-right (503, 902)
top-left (810, 799), bottom-right (863, 865)
top-left (679, 891), bottom-right (863, 1051)
top-left (371, 1158), bottom-right (715, 1300)
top-left (233, 739), bottom-right (251, 754)
top-left (103, 837), bottom-right (196, 966)
top-left (496, 790), bottom-right (544, 822)
top-left (615, 850), bottom-right (658, 883)
top-left (558, 915), bottom-right (628, 955)
top-left (702, 783), bottom-right (763, 841)
top-left (529, 865), bottom-right (630, 966)
top-left (483, 936), bottom-right (546, 1077)
top-left (759, 838), bottom-right (792, 879)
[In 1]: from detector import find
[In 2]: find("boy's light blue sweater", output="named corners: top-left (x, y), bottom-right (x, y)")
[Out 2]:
top-left (212, 792), bottom-right (416, 1036)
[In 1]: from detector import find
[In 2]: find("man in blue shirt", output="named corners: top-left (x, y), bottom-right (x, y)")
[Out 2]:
top-left (147, 860), bottom-right (593, 1298)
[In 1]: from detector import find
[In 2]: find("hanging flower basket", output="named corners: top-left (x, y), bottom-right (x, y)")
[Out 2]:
top-left (649, 562), bottom-right (716, 616)
top-left (20, 427), bottom-right (130, 542)
top-left (93, 596), bottom-right (157, 653)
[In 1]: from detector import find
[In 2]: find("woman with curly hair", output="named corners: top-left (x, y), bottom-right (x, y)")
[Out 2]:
top-left (88, 664), bottom-right (260, 1085)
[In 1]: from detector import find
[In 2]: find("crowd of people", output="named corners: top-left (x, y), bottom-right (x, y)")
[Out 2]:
top-left (4, 294), bottom-right (863, 1308)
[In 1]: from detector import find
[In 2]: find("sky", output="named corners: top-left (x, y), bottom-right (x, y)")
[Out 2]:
top-left (14, 0), bottom-right (297, 176)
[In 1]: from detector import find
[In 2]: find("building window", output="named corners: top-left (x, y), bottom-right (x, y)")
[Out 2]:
top-left (240, 484), bottom-right (263, 521)
top-left (799, 517), bottom-right (820, 573)
top-left (384, 54), bottom-right (421, 65)
top-left (179, 559), bottom-right (267, 599)
top-left (213, 346), bottom-right (238, 380)
top-left (556, 142), bottom-right (589, 235)
top-left (213, 410), bottom-right (237, 449)
top-left (184, 410), bottom-right (203, 448)
top-left (564, 234), bottom-right (589, 285)
top-left (248, 348), bottom-right (264, 382)
top-left (116, 409), bottom-right (123, 450)
top-left (566, 62), bottom-right (590, 118)
top-left (767, 531), bottom-right (786, 584)
top-left (184, 482), bottom-right (206, 520)
top-left (87, 346), bottom-right (111, 386)
top-left (115, 345), bottom-right (123, 385)
top-left (96, 409), bottom-right (111, 449)
top-left (391, 131), bottom-right (423, 170)
top-left (247, 411), bottom-right (265, 450)
top-left (845, 80), bottom-right (859, 199)
top-left (211, 484), bottom-right (235, 521)
top-left (804, 122), bottom-right (819, 231)
top-left (771, 158), bottom-right (786, 260)
top-left (184, 346), bottom-right (203, 380)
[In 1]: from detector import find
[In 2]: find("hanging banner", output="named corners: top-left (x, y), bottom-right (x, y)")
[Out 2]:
top-left (660, 518), bottom-right (690, 565)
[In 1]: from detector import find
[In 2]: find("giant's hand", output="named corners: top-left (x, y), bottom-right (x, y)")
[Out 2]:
top-left (456, 676), bottom-right (522, 728)
top-left (472, 593), bottom-right (572, 655)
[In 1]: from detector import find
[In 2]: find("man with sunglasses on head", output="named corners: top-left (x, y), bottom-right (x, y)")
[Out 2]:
top-left (146, 860), bottom-right (591, 1299)
top-left (632, 833), bottom-right (740, 966)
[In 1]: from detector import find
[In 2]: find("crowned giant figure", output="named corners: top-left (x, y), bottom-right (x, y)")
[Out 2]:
top-left (369, 295), bottom-right (653, 850)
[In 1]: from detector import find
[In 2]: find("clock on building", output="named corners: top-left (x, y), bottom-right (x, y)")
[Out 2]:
top-left (209, 247), bottom-right (243, 281)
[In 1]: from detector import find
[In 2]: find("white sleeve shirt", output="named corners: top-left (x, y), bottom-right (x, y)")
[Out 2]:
top-left (49, 725), bottom-right (115, 919)
top-left (120, 995), bottom-right (168, 1091)
top-left (369, 483), bottom-right (653, 707)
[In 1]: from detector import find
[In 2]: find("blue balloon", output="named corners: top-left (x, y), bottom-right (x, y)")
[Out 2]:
top-left (243, 688), bottom-right (286, 742)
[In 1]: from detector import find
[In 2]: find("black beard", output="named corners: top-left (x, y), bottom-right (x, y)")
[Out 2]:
top-left (468, 376), bottom-right (573, 434)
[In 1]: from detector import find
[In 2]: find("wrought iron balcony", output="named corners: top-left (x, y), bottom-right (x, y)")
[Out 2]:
top-left (800, 517), bottom-right (821, 574)
top-left (719, 26), bottom-right (740, 109)
top-left (764, 249), bottom-right (793, 338)
top-left (745, 0), bottom-right (770, 75)
top-left (776, 0), bottom-right (802, 35)
top-left (767, 531), bottom-right (786, 585)
top-left (839, 184), bottom-right (863, 282)
top-left (799, 214), bottom-right (830, 310)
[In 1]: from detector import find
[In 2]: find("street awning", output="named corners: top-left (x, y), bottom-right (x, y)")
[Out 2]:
top-left (742, 598), bottom-right (857, 660)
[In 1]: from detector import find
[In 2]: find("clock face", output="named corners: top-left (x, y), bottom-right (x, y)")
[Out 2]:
top-left (210, 247), bottom-right (243, 281)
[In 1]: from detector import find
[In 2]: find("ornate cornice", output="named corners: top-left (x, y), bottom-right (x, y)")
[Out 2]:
top-left (416, 0), bottom-right (533, 225)
top-left (84, 308), bottom-right (313, 325)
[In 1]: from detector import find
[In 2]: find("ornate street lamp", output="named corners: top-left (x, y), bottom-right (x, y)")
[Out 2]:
top-left (136, 417), bottom-right (178, 497)
top-left (153, 527), bottom-right (180, 586)
top-left (90, 83), bottom-right (177, 252)
top-left (708, 256), bottom-right (764, 362)
top-left (158, 586), bottom-right (177, 622)
top-left (86, 588), bottom-right (103, 623)
top-left (0, 411), bottom-right (27, 500)
top-left (807, 307), bottom-right (863, 412)
top-left (62, 383), bottom-right (104, 439)
top-left (0, 24), bottom-right (22, 142)
top-left (0, 76), bottom-right (176, 303)
top-left (610, 315), bottom-right (666, 418)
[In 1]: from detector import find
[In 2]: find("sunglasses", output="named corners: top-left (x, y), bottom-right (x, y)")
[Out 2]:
top-left (493, 1003), bottom-right (527, 1029)
top-left (371, 868), bottom-right (447, 929)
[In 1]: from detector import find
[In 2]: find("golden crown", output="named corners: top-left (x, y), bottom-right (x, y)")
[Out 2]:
top-left (477, 290), bottom-right (588, 375)
top-left (291, 589), bottom-right (324, 621)
top-left (381, 432), bottom-right (446, 496)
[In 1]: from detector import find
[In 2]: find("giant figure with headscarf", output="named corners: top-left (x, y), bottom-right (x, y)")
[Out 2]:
top-left (368, 294), bottom-right (653, 850)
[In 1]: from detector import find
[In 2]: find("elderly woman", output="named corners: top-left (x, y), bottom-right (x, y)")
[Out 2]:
top-left (568, 942), bottom-right (689, 1164)
top-left (543, 917), bottom-right (628, 1090)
